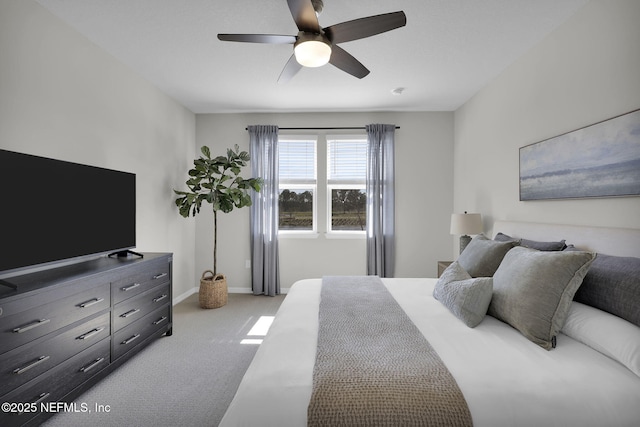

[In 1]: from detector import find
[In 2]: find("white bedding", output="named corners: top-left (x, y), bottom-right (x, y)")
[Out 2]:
top-left (220, 278), bottom-right (640, 427)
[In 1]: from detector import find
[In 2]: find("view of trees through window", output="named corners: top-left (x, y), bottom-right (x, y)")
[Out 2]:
top-left (278, 188), bottom-right (366, 231)
top-left (331, 189), bottom-right (366, 230)
top-left (279, 189), bottom-right (313, 230)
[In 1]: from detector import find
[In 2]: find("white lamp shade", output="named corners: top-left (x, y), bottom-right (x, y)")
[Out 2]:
top-left (450, 213), bottom-right (482, 235)
top-left (294, 40), bottom-right (331, 67)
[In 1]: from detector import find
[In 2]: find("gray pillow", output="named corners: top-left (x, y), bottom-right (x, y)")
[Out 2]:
top-left (565, 246), bottom-right (640, 327)
top-left (488, 246), bottom-right (596, 350)
top-left (457, 234), bottom-right (518, 277)
top-left (434, 262), bottom-right (493, 328)
top-left (494, 232), bottom-right (566, 251)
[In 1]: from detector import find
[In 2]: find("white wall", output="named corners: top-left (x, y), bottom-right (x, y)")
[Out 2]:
top-left (0, 0), bottom-right (196, 300)
top-left (454, 0), bottom-right (640, 256)
top-left (195, 111), bottom-right (454, 291)
top-left (11, 0), bottom-right (627, 296)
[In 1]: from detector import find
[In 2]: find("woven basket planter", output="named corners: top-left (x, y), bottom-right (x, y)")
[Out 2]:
top-left (199, 270), bottom-right (228, 309)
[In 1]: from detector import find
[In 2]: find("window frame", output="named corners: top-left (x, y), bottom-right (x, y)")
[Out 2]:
top-left (278, 136), bottom-right (318, 236)
top-left (326, 135), bottom-right (367, 236)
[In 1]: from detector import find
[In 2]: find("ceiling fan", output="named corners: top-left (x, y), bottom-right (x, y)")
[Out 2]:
top-left (217, 0), bottom-right (407, 83)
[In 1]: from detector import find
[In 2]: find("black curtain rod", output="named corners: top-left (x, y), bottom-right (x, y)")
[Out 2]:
top-left (245, 126), bottom-right (400, 131)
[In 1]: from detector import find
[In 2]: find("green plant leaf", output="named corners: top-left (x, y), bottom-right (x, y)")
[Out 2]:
top-left (240, 193), bottom-right (252, 207)
top-left (220, 199), bottom-right (234, 213)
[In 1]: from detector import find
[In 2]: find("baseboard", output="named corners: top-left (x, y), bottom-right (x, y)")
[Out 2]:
top-left (173, 287), bottom-right (197, 305)
top-left (227, 287), bottom-right (252, 294)
top-left (174, 286), bottom-right (290, 304)
top-left (229, 287), bottom-right (291, 294)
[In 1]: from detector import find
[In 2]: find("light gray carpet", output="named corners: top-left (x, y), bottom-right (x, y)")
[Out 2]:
top-left (41, 293), bottom-right (285, 427)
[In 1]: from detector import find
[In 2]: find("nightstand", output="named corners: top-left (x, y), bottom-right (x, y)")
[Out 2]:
top-left (437, 261), bottom-right (453, 278)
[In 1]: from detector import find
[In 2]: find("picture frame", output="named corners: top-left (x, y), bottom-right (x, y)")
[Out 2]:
top-left (519, 108), bottom-right (640, 201)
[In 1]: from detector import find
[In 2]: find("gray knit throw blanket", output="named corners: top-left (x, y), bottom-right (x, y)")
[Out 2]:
top-left (307, 276), bottom-right (473, 427)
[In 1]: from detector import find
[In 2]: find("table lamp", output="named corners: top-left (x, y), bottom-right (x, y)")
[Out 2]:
top-left (450, 212), bottom-right (482, 254)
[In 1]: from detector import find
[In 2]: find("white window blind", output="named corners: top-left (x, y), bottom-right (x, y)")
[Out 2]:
top-left (279, 139), bottom-right (316, 184)
top-left (327, 138), bottom-right (367, 184)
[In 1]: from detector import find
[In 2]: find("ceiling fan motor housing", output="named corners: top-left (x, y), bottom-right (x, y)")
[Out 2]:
top-left (311, 0), bottom-right (324, 14)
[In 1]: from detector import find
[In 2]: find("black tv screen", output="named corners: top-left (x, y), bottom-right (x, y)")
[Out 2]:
top-left (0, 149), bottom-right (136, 275)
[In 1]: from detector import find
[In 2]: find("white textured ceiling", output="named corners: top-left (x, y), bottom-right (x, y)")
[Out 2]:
top-left (35, 0), bottom-right (588, 113)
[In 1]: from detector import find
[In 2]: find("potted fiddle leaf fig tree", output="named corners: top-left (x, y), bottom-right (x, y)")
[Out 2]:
top-left (174, 144), bottom-right (262, 309)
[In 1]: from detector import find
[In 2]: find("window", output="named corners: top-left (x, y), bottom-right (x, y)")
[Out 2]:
top-left (278, 137), bottom-right (316, 232)
top-left (327, 137), bottom-right (367, 233)
top-left (277, 134), bottom-right (367, 236)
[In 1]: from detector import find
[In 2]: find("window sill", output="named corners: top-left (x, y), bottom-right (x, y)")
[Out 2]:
top-left (278, 232), bottom-right (365, 240)
top-left (278, 232), bottom-right (319, 239)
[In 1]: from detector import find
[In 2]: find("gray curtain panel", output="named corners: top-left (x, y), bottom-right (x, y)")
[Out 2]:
top-left (248, 125), bottom-right (280, 296)
top-left (365, 124), bottom-right (396, 277)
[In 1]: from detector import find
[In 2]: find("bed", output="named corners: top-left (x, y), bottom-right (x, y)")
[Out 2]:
top-left (220, 221), bottom-right (640, 426)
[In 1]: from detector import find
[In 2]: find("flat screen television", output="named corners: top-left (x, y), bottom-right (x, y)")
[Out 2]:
top-left (0, 149), bottom-right (136, 278)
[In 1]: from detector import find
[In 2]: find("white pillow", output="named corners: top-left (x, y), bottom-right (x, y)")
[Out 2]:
top-left (562, 301), bottom-right (640, 377)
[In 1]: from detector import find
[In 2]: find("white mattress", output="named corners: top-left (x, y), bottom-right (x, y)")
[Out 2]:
top-left (220, 278), bottom-right (640, 427)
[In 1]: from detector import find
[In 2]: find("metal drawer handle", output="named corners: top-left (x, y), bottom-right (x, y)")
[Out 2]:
top-left (13, 355), bottom-right (50, 375)
top-left (33, 392), bottom-right (50, 404)
top-left (120, 308), bottom-right (140, 318)
top-left (77, 327), bottom-right (105, 340)
top-left (121, 334), bottom-right (140, 345)
top-left (20, 392), bottom-right (50, 413)
top-left (153, 316), bottom-right (168, 325)
top-left (153, 294), bottom-right (168, 303)
top-left (153, 272), bottom-right (168, 280)
top-left (80, 357), bottom-right (105, 373)
top-left (13, 318), bottom-right (51, 334)
top-left (121, 282), bottom-right (141, 291)
top-left (78, 297), bottom-right (104, 308)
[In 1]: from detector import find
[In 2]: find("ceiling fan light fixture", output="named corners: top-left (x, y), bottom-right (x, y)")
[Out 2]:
top-left (294, 39), bottom-right (331, 67)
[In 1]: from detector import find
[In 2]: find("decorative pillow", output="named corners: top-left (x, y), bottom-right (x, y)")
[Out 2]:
top-left (562, 301), bottom-right (640, 377)
top-left (434, 262), bottom-right (493, 328)
top-left (488, 246), bottom-right (596, 350)
top-left (565, 246), bottom-right (640, 328)
top-left (494, 232), bottom-right (566, 251)
top-left (457, 234), bottom-right (518, 277)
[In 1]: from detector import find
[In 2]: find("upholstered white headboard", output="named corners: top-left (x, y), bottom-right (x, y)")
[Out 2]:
top-left (492, 221), bottom-right (640, 258)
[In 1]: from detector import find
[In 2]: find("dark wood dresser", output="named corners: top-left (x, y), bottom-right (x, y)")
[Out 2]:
top-left (0, 253), bottom-right (172, 427)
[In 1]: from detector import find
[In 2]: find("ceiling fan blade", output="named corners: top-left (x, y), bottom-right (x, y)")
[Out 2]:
top-left (324, 11), bottom-right (407, 44)
top-left (287, 0), bottom-right (320, 33)
top-left (329, 45), bottom-right (369, 79)
top-left (278, 54), bottom-right (303, 84)
top-left (217, 34), bottom-right (297, 44)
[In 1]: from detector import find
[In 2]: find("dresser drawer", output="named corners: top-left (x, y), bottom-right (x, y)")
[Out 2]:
top-left (113, 283), bottom-right (170, 332)
top-left (112, 305), bottom-right (170, 361)
top-left (0, 312), bottom-right (110, 397)
top-left (111, 259), bottom-right (170, 305)
top-left (0, 283), bottom-right (110, 355)
top-left (0, 337), bottom-right (110, 427)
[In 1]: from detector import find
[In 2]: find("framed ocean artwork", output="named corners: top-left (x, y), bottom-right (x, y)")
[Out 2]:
top-left (519, 109), bottom-right (640, 201)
